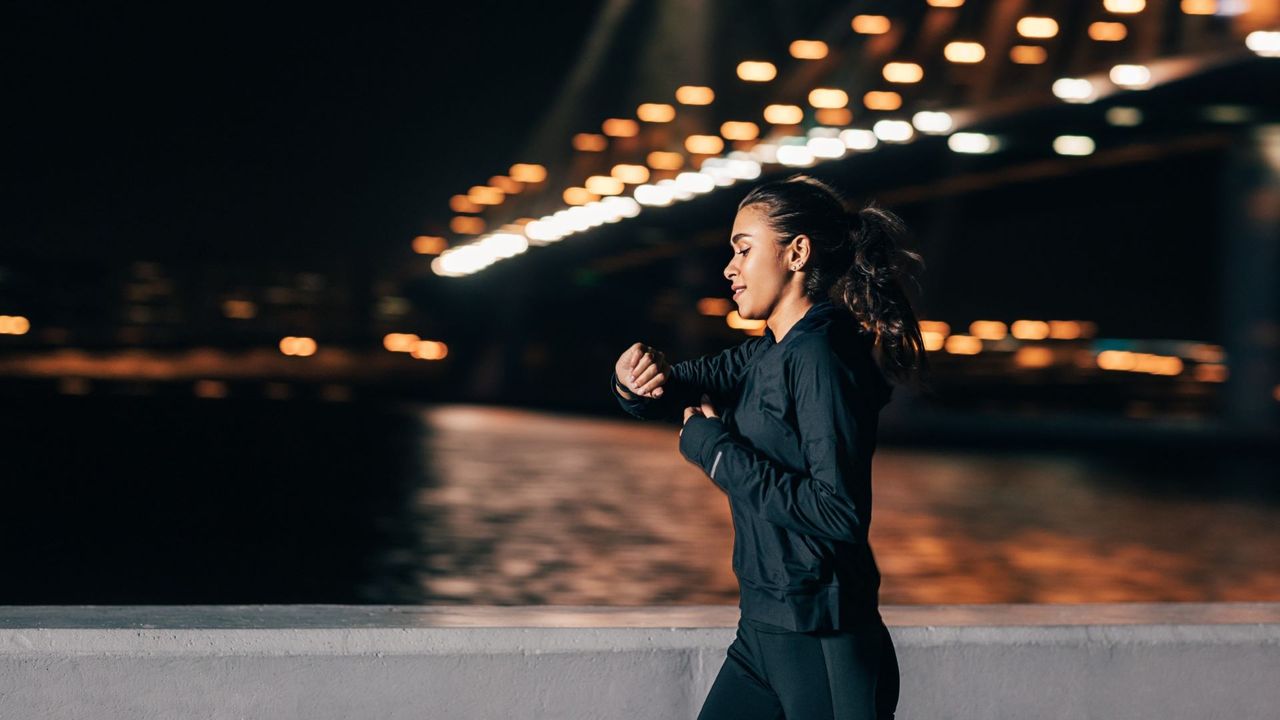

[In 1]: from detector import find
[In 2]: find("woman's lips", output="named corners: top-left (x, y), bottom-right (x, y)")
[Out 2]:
top-left (733, 288), bottom-right (745, 300)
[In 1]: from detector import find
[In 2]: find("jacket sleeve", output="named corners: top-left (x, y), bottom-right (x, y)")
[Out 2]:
top-left (611, 337), bottom-right (766, 422)
top-left (677, 337), bottom-right (866, 543)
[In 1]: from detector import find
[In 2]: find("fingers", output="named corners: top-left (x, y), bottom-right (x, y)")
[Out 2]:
top-left (628, 347), bottom-right (668, 397)
top-left (635, 366), bottom-right (666, 396)
top-left (630, 346), bottom-right (653, 382)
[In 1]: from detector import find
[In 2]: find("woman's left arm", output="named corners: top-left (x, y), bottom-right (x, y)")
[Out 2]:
top-left (678, 335), bottom-right (866, 544)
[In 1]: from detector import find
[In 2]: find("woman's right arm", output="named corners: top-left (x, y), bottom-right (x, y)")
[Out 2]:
top-left (612, 337), bottom-right (769, 422)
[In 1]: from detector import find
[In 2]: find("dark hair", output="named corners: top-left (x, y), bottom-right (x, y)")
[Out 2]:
top-left (738, 173), bottom-right (931, 391)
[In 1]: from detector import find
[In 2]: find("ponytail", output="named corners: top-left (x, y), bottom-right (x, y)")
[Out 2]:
top-left (834, 202), bottom-right (931, 390)
top-left (738, 174), bottom-right (932, 393)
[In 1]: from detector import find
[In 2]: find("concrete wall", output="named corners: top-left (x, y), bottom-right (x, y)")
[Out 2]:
top-left (2, 603), bottom-right (1278, 719)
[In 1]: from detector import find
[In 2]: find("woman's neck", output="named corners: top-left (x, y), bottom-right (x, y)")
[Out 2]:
top-left (767, 293), bottom-right (815, 344)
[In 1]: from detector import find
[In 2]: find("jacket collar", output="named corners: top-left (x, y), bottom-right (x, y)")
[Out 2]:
top-left (764, 300), bottom-right (840, 345)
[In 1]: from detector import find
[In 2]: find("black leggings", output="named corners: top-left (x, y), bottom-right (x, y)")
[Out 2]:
top-left (697, 614), bottom-right (899, 720)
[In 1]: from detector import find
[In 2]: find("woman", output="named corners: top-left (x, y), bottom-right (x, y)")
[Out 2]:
top-left (610, 174), bottom-right (929, 719)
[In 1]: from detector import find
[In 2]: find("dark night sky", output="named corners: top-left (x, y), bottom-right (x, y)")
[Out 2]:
top-left (4, 1), bottom-right (603, 264)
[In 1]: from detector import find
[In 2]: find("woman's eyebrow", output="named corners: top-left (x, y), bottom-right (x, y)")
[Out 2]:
top-left (730, 232), bottom-right (752, 247)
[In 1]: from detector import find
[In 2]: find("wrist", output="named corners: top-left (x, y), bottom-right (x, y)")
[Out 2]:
top-left (612, 372), bottom-right (636, 400)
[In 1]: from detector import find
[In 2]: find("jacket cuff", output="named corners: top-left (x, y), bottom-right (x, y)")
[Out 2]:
top-left (679, 415), bottom-right (727, 470)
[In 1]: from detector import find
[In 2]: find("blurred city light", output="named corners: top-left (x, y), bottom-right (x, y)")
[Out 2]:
top-left (789, 40), bottom-right (828, 60)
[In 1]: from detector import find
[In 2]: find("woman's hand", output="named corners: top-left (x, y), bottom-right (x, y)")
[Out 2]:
top-left (680, 394), bottom-right (719, 436)
top-left (615, 342), bottom-right (672, 399)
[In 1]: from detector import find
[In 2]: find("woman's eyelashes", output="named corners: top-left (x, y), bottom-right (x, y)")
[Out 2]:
top-left (736, 247), bottom-right (750, 256)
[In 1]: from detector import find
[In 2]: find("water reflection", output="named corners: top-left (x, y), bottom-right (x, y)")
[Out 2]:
top-left (369, 405), bottom-right (1280, 606)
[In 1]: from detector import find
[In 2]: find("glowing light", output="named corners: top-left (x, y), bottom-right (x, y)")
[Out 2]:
top-left (948, 132), bottom-right (999, 154)
top-left (601, 195), bottom-right (641, 220)
top-left (1106, 106), bottom-right (1143, 126)
top-left (509, 163), bottom-right (546, 183)
top-left (563, 187), bottom-right (599, 205)
top-left (883, 62), bottom-right (923, 83)
top-left (919, 320), bottom-right (951, 335)
top-left (1089, 22), bottom-right (1128, 41)
top-left (611, 164), bottom-right (650, 184)
top-left (480, 232), bottom-right (529, 259)
top-left (647, 151), bottom-right (684, 170)
top-left (450, 216), bottom-right (485, 235)
top-left (450, 195), bottom-right (481, 213)
top-left (912, 111), bottom-right (953, 134)
top-left (0, 315), bottom-right (30, 334)
top-left (572, 133), bottom-right (607, 151)
top-left (411, 340), bottom-right (448, 361)
top-left (1181, 0), bottom-right (1216, 13)
top-left (719, 121), bottom-right (759, 141)
top-left (1010, 45), bottom-right (1048, 64)
top-left (222, 299), bottom-right (256, 319)
top-left (1052, 78), bottom-right (1096, 103)
top-left (412, 235), bottom-right (448, 255)
top-left (790, 40), bottom-right (828, 59)
top-left (1195, 364), bottom-right (1228, 382)
top-left (1017, 17), bottom-right (1059, 38)
top-left (944, 41), bottom-right (986, 63)
top-left (851, 15), bottom-right (890, 34)
top-left (585, 175), bottom-right (625, 196)
top-left (840, 128), bottom-right (878, 150)
top-left (194, 380), bottom-right (228, 398)
top-left (524, 219), bottom-right (564, 242)
top-left (487, 177), bottom-right (519, 195)
top-left (928, 0), bottom-right (965, 6)
top-left (808, 88), bottom-right (849, 109)
top-left (816, 108), bottom-right (853, 125)
top-left (1246, 31), bottom-right (1280, 57)
top-left (602, 118), bottom-right (639, 137)
top-left (1047, 321), bottom-right (1082, 339)
top-left (467, 185), bottom-right (504, 205)
top-left (873, 119), bottom-right (914, 142)
top-left (1104, 0), bottom-right (1145, 12)
top-left (1110, 64), bottom-right (1151, 88)
top-left (701, 156), bottom-right (759, 185)
top-left (675, 171), bottom-right (716, 194)
top-left (636, 103), bottom-right (676, 122)
top-left (1011, 320), bottom-right (1051, 340)
top-left (1014, 347), bottom-right (1055, 368)
top-left (675, 85), bottom-right (715, 105)
top-left (737, 61), bottom-right (777, 82)
top-left (634, 184), bottom-right (675, 207)
top-left (433, 244), bottom-right (499, 276)
top-left (922, 331), bottom-right (946, 351)
top-left (698, 298), bottom-right (733, 316)
top-left (685, 134), bottom-right (725, 154)
top-left (804, 137), bottom-right (843, 159)
top-left (749, 143), bottom-right (778, 164)
top-left (280, 336), bottom-right (317, 357)
top-left (726, 311), bottom-right (766, 332)
top-left (969, 320), bottom-right (1006, 340)
top-left (763, 104), bottom-right (804, 125)
top-left (776, 145), bottom-right (816, 167)
top-left (1097, 350), bottom-right (1183, 376)
top-left (863, 91), bottom-right (902, 110)
top-left (1053, 135), bottom-right (1096, 156)
top-left (384, 333), bottom-right (421, 352)
top-left (945, 335), bottom-right (982, 354)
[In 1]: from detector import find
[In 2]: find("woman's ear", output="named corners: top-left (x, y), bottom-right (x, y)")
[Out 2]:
top-left (790, 234), bottom-right (812, 270)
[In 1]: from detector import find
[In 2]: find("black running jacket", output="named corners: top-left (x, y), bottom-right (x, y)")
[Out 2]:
top-left (610, 300), bottom-right (894, 632)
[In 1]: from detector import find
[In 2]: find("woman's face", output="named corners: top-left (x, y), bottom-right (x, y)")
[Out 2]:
top-left (724, 204), bottom-right (792, 320)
